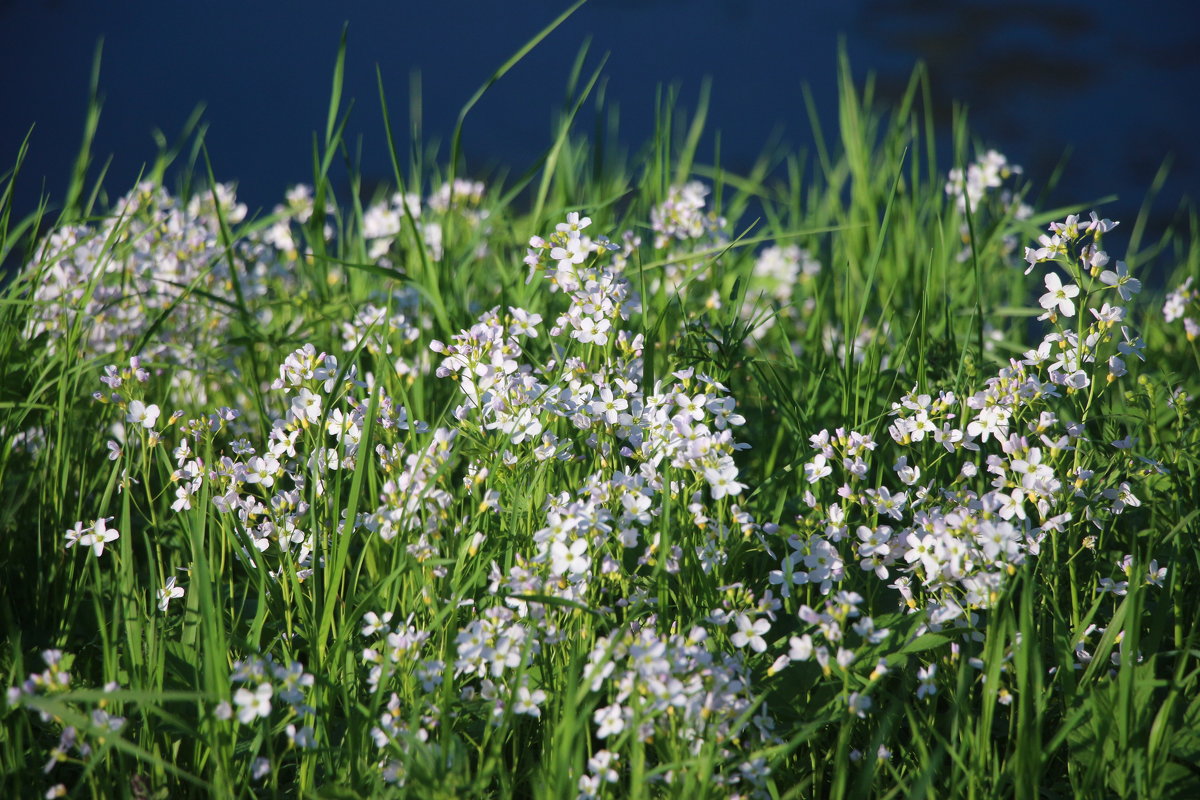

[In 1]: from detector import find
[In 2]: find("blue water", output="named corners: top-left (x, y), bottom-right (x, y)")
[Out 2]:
top-left (2, 0), bottom-right (1196, 244)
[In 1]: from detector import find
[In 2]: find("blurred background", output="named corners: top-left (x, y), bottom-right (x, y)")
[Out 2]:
top-left (1, 0), bottom-right (1197, 239)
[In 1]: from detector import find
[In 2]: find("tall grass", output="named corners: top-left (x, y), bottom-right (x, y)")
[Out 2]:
top-left (3, 19), bottom-right (1199, 800)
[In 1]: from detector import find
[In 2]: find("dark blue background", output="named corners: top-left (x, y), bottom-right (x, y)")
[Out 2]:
top-left (2, 0), bottom-right (1197, 241)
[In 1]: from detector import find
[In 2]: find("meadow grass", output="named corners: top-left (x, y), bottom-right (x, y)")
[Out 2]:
top-left (3, 20), bottom-right (1200, 800)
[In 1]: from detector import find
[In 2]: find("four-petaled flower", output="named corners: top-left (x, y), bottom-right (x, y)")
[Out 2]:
top-left (1099, 260), bottom-right (1141, 302)
top-left (234, 683), bottom-right (273, 724)
top-left (66, 518), bottom-right (119, 558)
top-left (126, 400), bottom-right (161, 429)
top-left (157, 575), bottom-right (186, 612)
top-left (731, 613), bottom-right (771, 653)
top-left (1039, 272), bottom-right (1079, 318)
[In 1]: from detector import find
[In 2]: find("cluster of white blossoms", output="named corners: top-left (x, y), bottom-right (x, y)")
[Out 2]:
top-left (360, 178), bottom-right (491, 264)
top-left (33, 152), bottom-right (1186, 796)
top-left (212, 655), bottom-right (317, 781)
top-left (355, 610), bottom-right (450, 786)
top-left (23, 182), bottom-right (303, 405)
top-left (645, 181), bottom-right (730, 292)
top-left (738, 243), bottom-right (823, 340)
top-left (20, 177), bottom-right (485, 411)
top-left (777, 207), bottom-right (1166, 691)
top-left (651, 180), bottom-right (727, 251)
top-left (945, 149), bottom-right (1022, 214)
top-left (6, 650), bottom-right (126, 795)
top-left (945, 149), bottom-right (1033, 263)
top-left (1163, 275), bottom-right (1200, 340)
top-left (432, 211), bottom-right (779, 778)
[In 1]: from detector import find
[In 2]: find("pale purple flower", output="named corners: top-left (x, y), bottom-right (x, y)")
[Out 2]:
top-left (1099, 261), bottom-right (1141, 302)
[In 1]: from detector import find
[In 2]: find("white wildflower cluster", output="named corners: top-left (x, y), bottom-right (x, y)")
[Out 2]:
top-left (768, 591), bottom-right (891, 706)
top-left (92, 354), bottom-right (168, 455)
top-left (441, 214), bottom-right (752, 516)
top-left (360, 611), bottom-right (440, 691)
top-left (788, 211), bottom-right (1158, 643)
top-left (1162, 276), bottom-right (1200, 340)
top-left (361, 178), bottom-right (490, 263)
top-left (432, 211), bottom-right (778, 770)
top-left (447, 220), bottom-right (756, 510)
top-left (339, 290), bottom-right (424, 372)
top-left (521, 210), bottom-right (630, 294)
top-left (6, 649), bottom-right (73, 718)
top-left (580, 619), bottom-right (774, 796)
top-left (364, 427), bottom-right (456, 546)
top-left (65, 355), bottom-right (182, 557)
top-left (945, 149), bottom-right (1022, 214)
top-left (22, 148), bottom-right (1193, 794)
top-left (7, 650), bottom-right (126, 799)
top-left (945, 149), bottom-right (1032, 263)
top-left (1067, 554), bottom-right (1168, 677)
top-left (356, 611), bottom-right (447, 786)
top-left (641, 183), bottom-right (829, 359)
top-left (454, 605), bottom-right (544, 715)
top-left (216, 655), bottom-right (316, 728)
top-left (649, 182), bottom-right (728, 287)
top-left (651, 181), bottom-right (727, 251)
top-left (1095, 554), bottom-right (1168, 598)
top-left (163, 342), bottom-right (440, 581)
top-left (753, 244), bottom-right (821, 302)
top-left (575, 749), bottom-right (621, 799)
top-left (741, 244), bottom-right (823, 340)
top-left (23, 182), bottom-right (302, 404)
top-left (212, 654), bottom-right (316, 782)
top-left (261, 183), bottom-right (326, 255)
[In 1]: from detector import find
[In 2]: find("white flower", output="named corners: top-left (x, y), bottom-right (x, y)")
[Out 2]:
top-left (242, 454), bottom-right (280, 487)
top-left (804, 453), bottom-right (832, 484)
top-left (286, 724), bottom-right (316, 748)
top-left (1039, 272), bottom-right (1079, 318)
top-left (730, 613), bottom-right (771, 653)
top-left (594, 704), bottom-right (625, 738)
top-left (847, 691), bottom-right (872, 718)
top-left (550, 539), bottom-right (591, 576)
top-left (126, 400), bottom-right (161, 429)
top-left (513, 685), bottom-right (546, 717)
top-left (1099, 261), bottom-right (1141, 302)
top-left (590, 386), bottom-right (628, 424)
top-left (704, 464), bottom-right (746, 499)
top-left (787, 633), bottom-right (816, 662)
top-left (550, 236), bottom-right (587, 268)
top-left (234, 683), bottom-right (273, 724)
top-left (74, 518), bottom-right (119, 558)
top-left (916, 664), bottom-right (937, 699)
top-left (893, 456), bottom-right (921, 485)
top-left (573, 317), bottom-right (611, 346)
top-left (290, 388), bottom-right (323, 426)
top-left (555, 211), bottom-right (591, 235)
top-left (362, 611), bottom-right (394, 637)
top-left (157, 575), bottom-right (185, 612)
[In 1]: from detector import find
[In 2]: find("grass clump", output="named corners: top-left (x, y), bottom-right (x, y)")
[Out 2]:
top-left (3, 25), bottom-right (1200, 800)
